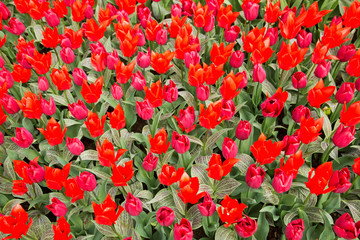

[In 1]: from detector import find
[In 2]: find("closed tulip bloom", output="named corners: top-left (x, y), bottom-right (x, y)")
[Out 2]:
top-left (92, 194), bottom-right (124, 225)
top-left (149, 128), bottom-right (170, 154)
top-left (298, 117), bottom-right (323, 144)
top-left (264, 27), bottom-right (278, 46)
top-left (197, 192), bottom-right (216, 217)
top-left (137, 4), bottom-right (151, 28)
top-left (76, 171), bottom-right (97, 192)
top-left (333, 124), bottom-right (355, 148)
top-left (335, 82), bottom-right (355, 104)
top-left (292, 105), bottom-right (311, 123)
top-left (253, 63), bottom-right (266, 83)
top-left (235, 215), bottom-right (258, 238)
top-left (137, 48), bottom-right (151, 68)
top-left (230, 50), bottom-right (245, 68)
top-left (4, 18), bottom-right (25, 35)
top-left (220, 99), bottom-right (236, 120)
top-left (184, 51), bottom-right (200, 68)
top-left (307, 79), bottom-right (335, 108)
top-left (272, 168), bottom-right (293, 193)
top-left (171, 3), bottom-right (182, 17)
top-left (106, 50), bottom-right (120, 70)
top-left (40, 96), bottom-right (56, 116)
top-left (163, 80), bottom-right (178, 103)
top-left (261, 88), bottom-right (288, 117)
top-left (314, 60), bottom-right (331, 78)
top-left (0, 2), bottom-right (11, 20)
top-left (242, 0), bottom-right (260, 21)
top-left (285, 219), bottom-right (305, 240)
top-left (11, 127), bottom-right (33, 148)
top-left (224, 26), bottom-right (240, 42)
top-left (38, 117), bottom-right (66, 146)
top-left (356, 78), bottom-right (360, 91)
top-left (0, 68), bottom-right (14, 88)
top-left (111, 84), bottom-right (123, 100)
top-left (171, 131), bottom-right (190, 154)
top-left (196, 84), bottom-right (209, 101)
top-left (136, 99), bottom-right (154, 120)
top-left (156, 29), bottom-right (168, 45)
top-left (328, 168), bottom-right (351, 193)
top-left (68, 99), bottom-right (88, 120)
top-left (46, 198), bottom-right (67, 217)
top-left (337, 44), bottom-right (356, 62)
top-left (292, 71), bottom-right (307, 89)
top-left (245, 164), bottom-right (265, 188)
top-left (125, 193), bottom-right (143, 216)
top-left (236, 120), bottom-right (252, 140)
top-left (174, 218), bottom-right (193, 240)
top-left (84, 111), bottom-right (107, 138)
top-left (143, 152), bottom-right (158, 172)
top-left (131, 71), bottom-right (146, 91)
top-left (222, 137), bottom-right (238, 159)
top-left (44, 9), bottom-right (60, 28)
top-left (333, 213), bottom-right (360, 240)
top-left (282, 134), bottom-right (300, 155)
top-left (1, 94), bottom-right (20, 114)
top-left (340, 101), bottom-right (360, 126)
top-left (72, 68), bottom-right (87, 86)
top-left (111, 160), bottom-right (134, 187)
top-left (156, 207), bottom-right (175, 227)
top-left (297, 30), bottom-right (312, 48)
top-left (174, 106), bottom-right (196, 133)
top-left (66, 137), bottom-right (84, 155)
top-left (38, 76), bottom-right (49, 91)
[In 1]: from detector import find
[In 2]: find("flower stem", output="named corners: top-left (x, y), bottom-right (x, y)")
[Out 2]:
top-left (303, 192), bottom-right (312, 206)
top-left (306, 63), bottom-right (317, 80)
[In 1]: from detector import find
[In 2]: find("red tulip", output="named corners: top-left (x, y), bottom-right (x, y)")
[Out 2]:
top-left (149, 128), bottom-right (170, 154)
top-left (85, 111), bottom-right (106, 138)
top-left (333, 213), bottom-right (360, 240)
top-left (38, 117), bottom-right (66, 146)
top-left (245, 164), bottom-right (265, 188)
top-left (210, 42), bottom-right (234, 66)
top-left (328, 168), bottom-right (352, 193)
top-left (144, 80), bottom-right (163, 108)
top-left (64, 177), bottom-right (84, 203)
top-left (279, 11), bottom-right (306, 39)
top-left (298, 117), bottom-right (323, 144)
top-left (125, 192), bottom-right (143, 216)
top-left (346, 49), bottom-right (360, 77)
top-left (97, 138), bottom-right (127, 167)
top-left (156, 207), bottom-right (175, 227)
top-left (13, 157), bottom-right (45, 184)
top-left (46, 198), bottom-right (67, 217)
top-left (217, 4), bottom-right (239, 29)
top-left (305, 162), bottom-right (335, 195)
top-left (264, 0), bottom-right (282, 23)
top-left (158, 164), bottom-right (184, 186)
top-left (235, 215), bottom-right (258, 238)
top-left (285, 219), bottom-right (305, 240)
top-left (50, 65), bottom-right (72, 91)
top-left (342, 0), bottom-right (360, 29)
top-left (340, 101), bottom-right (360, 126)
top-left (307, 79), bottom-right (335, 108)
top-left (277, 42), bottom-right (308, 70)
top-left (45, 163), bottom-right (71, 190)
top-left (115, 61), bottom-right (136, 84)
top-left (300, 2), bottom-right (331, 28)
top-left (250, 133), bottom-right (283, 165)
top-left (217, 195), bottom-right (247, 227)
top-left (0, 204), bottom-right (33, 239)
top-left (53, 217), bottom-right (71, 240)
top-left (206, 153), bottom-right (240, 181)
top-left (16, 91), bottom-right (43, 119)
top-left (81, 76), bottom-right (103, 104)
top-left (92, 194), bottom-right (124, 225)
top-left (177, 173), bottom-right (205, 204)
top-left (111, 160), bottom-right (134, 187)
top-left (174, 218), bottom-right (193, 240)
top-left (199, 100), bottom-right (226, 129)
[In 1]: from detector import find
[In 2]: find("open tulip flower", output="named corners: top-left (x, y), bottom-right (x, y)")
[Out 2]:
top-left (0, 0), bottom-right (360, 239)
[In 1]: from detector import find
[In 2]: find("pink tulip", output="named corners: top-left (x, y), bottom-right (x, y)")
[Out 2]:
top-left (236, 120), bottom-right (252, 140)
top-left (163, 80), bottom-right (178, 103)
top-left (106, 50), bottom-right (120, 70)
top-left (285, 219), bottom-right (305, 240)
top-left (38, 76), bottom-right (50, 91)
top-left (131, 71), bottom-right (146, 91)
top-left (137, 48), bottom-right (151, 68)
top-left (328, 168), bottom-right (351, 193)
top-left (136, 99), bottom-right (154, 120)
top-left (143, 152), bottom-right (158, 172)
top-left (196, 85), bottom-right (209, 101)
top-left (253, 64), bottom-right (266, 83)
top-left (272, 168), bottom-right (293, 193)
top-left (333, 213), bottom-right (360, 240)
top-left (220, 99), bottom-right (236, 120)
top-left (245, 164), bottom-right (265, 188)
top-left (197, 192), bottom-right (216, 217)
top-left (66, 137), bottom-right (85, 156)
top-left (76, 171), bottom-right (97, 191)
top-left (297, 30), bottom-right (312, 48)
top-left (222, 137), bottom-right (238, 159)
top-left (41, 97), bottom-right (56, 116)
top-left (292, 72), bottom-right (307, 89)
top-left (11, 127), bottom-right (33, 148)
top-left (125, 193), bottom-right (143, 216)
top-left (333, 124), bottom-right (355, 148)
top-left (4, 18), bottom-right (25, 35)
top-left (292, 105), bottom-right (310, 123)
top-left (335, 82), bottom-right (355, 104)
top-left (46, 198), bottom-right (68, 217)
top-left (111, 83), bottom-right (123, 100)
top-left (230, 50), bottom-right (245, 68)
top-left (174, 218), bottom-right (193, 240)
top-left (235, 215), bottom-right (257, 238)
top-left (156, 207), bottom-right (175, 227)
top-left (171, 131), bottom-right (190, 154)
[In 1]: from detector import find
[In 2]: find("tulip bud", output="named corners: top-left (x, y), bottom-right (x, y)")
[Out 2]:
top-left (272, 168), bottom-right (293, 193)
top-left (137, 49), bottom-right (151, 68)
top-left (156, 207), bottom-right (175, 226)
top-left (131, 70), bottom-right (146, 91)
top-left (135, 28), bottom-right (146, 47)
top-left (235, 215), bottom-right (258, 238)
top-left (328, 168), bottom-right (351, 193)
top-left (297, 30), bottom-right (312, 48)
top-left (41, 96), bottom-right (56, 116)
top-left (44, 9), bottom-right (60, 28)
top-left (197, 192), bottom-right (216, 216)
top-left (196, 85), bottom-right (209, 101)
top-left (224, 26), bottom-right (240, 42)
top-left (253, 64), bottom-right (266, 83)
top-left (85, 4), bottom-right (94, 19)
top-left (11, 127), bottom-right (33, 148)
top-left (66, 137), bottom-right (85, 155)
top-left (314, 60), bottom-right (331, 78)
top-left (76, 171), bottom-right (97, 192)
top-left (171, 3), bottom-right (182, 18)
top-left (282, 134), bottom-right (300, 155)
top-left (0, 2), bottom-right (11, 20)
top-left (125, 193), bottom-right (143, 216)
top-left (174, 219), bottom-right (193, 240)
top-left (220, 99), bottom-right (235, 120)
top-left (0, 132), bottom-right (4, 145)
top-left (332, 124), bottom-right (355, 148)
top-left (333, 213), bottom-right (360, 240)
top-left (203, 14), bottom-right (215, 32)
top-left (68, 99), bottom-right (88, 120)
top-left (136, 99), bottom-right (154, 120)
top-left (243, 1), bottom-right (259, 21)
top-left (72, 68), bottom-right (88, 86)
top-left (176, 106), bottom-right (196, 131)
top-left (182, 0), bottom-right (196, 17)
top-left (291, 72), bottom-right (307, 89)
top-left (106, 50), bottom-right (120, 70)
top-left (355, 78), bottom-right (360, 92)
top-left (116, 10), bottom-right (130, 23)
top-left (337, 44), bottom-right (356, 62)
top-left (245, 164), bottom-right (265, 188)
top-left (156, 29), bottom-right (168, 45)
top-left (222, 137), bottom-right (238, 159)
top-left (330, 16), bottom-right (343, 26)
top-left (285, 219), bottom-right (305, 240)
top-left (111, 83), bottom-right (123, 100)
top-left (236, 120), bottom-right (252, 140)
top-left (137, 5), bottom-right (151, 29)
top-left (292, 105), bottom-right (311, 123)
top-left (38, 76), bottom-right (50, 91)
top-left (26, 158), bottom-right (45, 183)
top-left (184, 51), bottom-right (200, 68)
top-left (46, 198), bottom-right (67, 217)
top-left (265, 27), bottom-right (278, 46)
top-left (0, 56), bottom-right (4, 69)
top-left (230, 50), bottom-right (245, 68)
top-left (163, 80), bottom-right (178, 103)
top-left (0, 68), bottom-right (14, 88)
top-left (172, 131), bottom-right (190, 154)
top-left (1, 93), bottom-right (20, 114)
top-left (60, 47), bottom-right (75, 64)
top-left (143, 152), bottom-right (158, 172)
top-left (4, 18), bottom-right (25, 35)
top-left (90, 42), bottom-right (106, 54)
top-left (238, 71), bottom-right (248, 89)
top-left (335, 82), bottom-right (355, 104)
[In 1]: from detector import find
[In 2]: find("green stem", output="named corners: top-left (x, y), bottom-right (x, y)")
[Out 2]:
top-left (64, 90), bottom-right (70, 104)
top-left (306, 63), bottom-right (317, 80)
top-left (220, 28), bottom-right (224, 43)
top-left (0, 125), bottom-right (13, 137)
top-left (279, 69), bottom-right (286, 88)
top-left (303, 192), bottom-right (312, 206)
top-left (202, 129), bottom-right (210, 155)
top-left (345, 175), bottom-right (359, 195)
top-left (56, 144), bottom-right (62, 158)
top-left (321, 144), bottom-right (336, 164)
top-left (92, 102), bottom-right (97, 113)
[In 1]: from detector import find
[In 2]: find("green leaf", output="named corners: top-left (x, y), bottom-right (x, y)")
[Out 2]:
top-left (205, 128), bottom-right (231, 149)
top-left (254, 212), bottom-right (269, 240)
top-left (187, 135), bottom-right (204, 146)
top-left (151, 109), bottom-right (162, 137)
top-left (215, 226), bottom-right (237, 240)
top-left (80, 150), bottom-right (98, 161)
top-left (172, 188), bottom-right (186, 215)
top-left (319, 210), bottom-right (335, 240)
top-left (187, 205), bottom-right (203, 230)
top-left (3, 157), bottom-right (16, 180)
top-left (260, 206), bottom-right (280, 221)
top-left (215, 178), bottom-right (240, 199)
top-left (147, 189), bottom-right (172, 204)
top-left (343, 200), bottom-right (360, 222)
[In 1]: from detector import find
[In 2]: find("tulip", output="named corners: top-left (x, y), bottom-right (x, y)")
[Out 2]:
top-left (184, 51), bottom-right (200, 68)
top-left (4, 18), bottom-right (25, 35)
top-left (0, 68), bottom-right (14, 88)
top-left (297, 30), bottom-right (312, 48)
top-left (354, 157), bottom-right (360, 176)
top-left (68, 99), bottom-right (88, 120)
top-left (217, 195), bottom-right (247, 227)
top-left (340, 101), bottom-right (360, 126)
top-left (0, 132), bottom-right (4, 145)
top-left (38, 76), bottom-right (49, 91)
top-left (156, 29), bottom-right (168, 45)
top-left (210, 42), bottom-right (234, 66)
top-left (236, 120), bottom-right (252, 140)
top-left (72, 68), bottom-right (87, 86)
top-left (137, 5), bottom-right (151, 28)
top-left (50, 66), bottom-right (72, 91)
top-left (181, 0), bottom-right (196, 16)
top-left (328, 168), bottom-right (351, 193)
top-left (245, 164), bottom-right (265, 188)
top-left (207, 154), bottom-right (240, 181)
top-left (356, 78), bottom-right (360, 91)
top-left (291, 72), bottom-right (307, 89)
top-left (0, 204), bottom-right (33, 239)
top-left (111, 160), bottom-right (134, 187)
top-left (251, 133), bottom-right (283, 165)
top-left (40, 97), bottom-right (56, 116)
top-left (109, 84), bottom-right (123, 101)
top-left (137, 48), bottom-right (151, 68)
top-left (131, 70), bottom-right (146, 91)
top-left (65, 177), bottom-right (85, 203)
top-left (53, 217), bottom-right (72, 240)
top-left (337, 44), bottom-right (356, 62)
top-left (220, 99), bottom-right (236, 120)
top-left (261, 88), bottom-right (288, 118)
top-left (136, 99), bottom-right (154, 120)
top-left (66, 137), bottom-right (84, 156)
top-left (222, 137), bottom-right (238, 159)
top-left (149, 128), bottom-right (170, 155)
top-left (174, 106), bottom-right (196, 133)
top-left (11, 127), bottom-right (33, 148)
top-left (0, 56), bottom-right (4, 68)
top-left (12, 180), bottom-right (28, 195)
top-left (0, 2), bottom-right (11, 20)
top-left (85, 112), bottom-right (107, 138)
top-left (253, 64), bottom-right (266, 83)
top-left (204, 13), bottom-right (215, 32)
top-left (46, 198), bottom-right (67, 217)
top-left (76, 171), bottom-right (97, 192)
top-left (333, 124), bottom-right (355, 148)
top-left (285, 219), bottom-right (305, 240)
top-left (196, 85), bottom-right (209, 101)
top-left (335, 82), bottom-right (355, 104)
top-left (282, 134), bottom-right (300, 155)
top-left (38, 117), bottom-right (67, 146)
top-left (143, 152), bottom-right (158, 172)
top-left (125, 193), bottom-right (143, 216)
top-left (171, 131), bottom-right (190, 154)
top-left (84, 3), bottom-right (93, 19)
top-left (307, 79), bottom-right (335, 108)
top-left (333, 213), bottom-right (360, 240)
top-left (135, 28), bottom-right (146, 47)
top-left (230, 50), bottom-right (245, 68)
top-left (45, 163), bottom-right (71, 190)
top-left (158, 164), bottom-right (185, 186)
top-left (171, 3), bottom-right (182, 17)
top-left (314, 60), bottom-right (331, 78)
top-left (156, 207), bottom-right (175, 227)
top-left (330, 16), bottom-right (343, 26)
top-left (242, 1), bottom-right (259, 21)
top-left (224, 25), bottom-right (240, 42)
top-left (235, 215), bottom-right (257, 238)
top-left (92, 194), bottom-right (124, 225)
top-left (106, 50), bottom-right (120, 70)
top-left (44, 9), bottom-right (60, 28)
top-left (292, 105), bottom-right (311, 123)
top-left (174, 218), bottom-right (193, 240)
top-left (272, 168), bottom-right (293, 193)
top-left (1, 94), bottom-right (20, 114)
top-left (163, 80), bottom-right (178, 103)
top-left (264, 27), bottom-right (278, 46)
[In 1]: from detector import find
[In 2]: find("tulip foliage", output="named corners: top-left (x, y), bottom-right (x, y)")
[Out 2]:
top-left (1, 0), bottom-right (360, 239)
